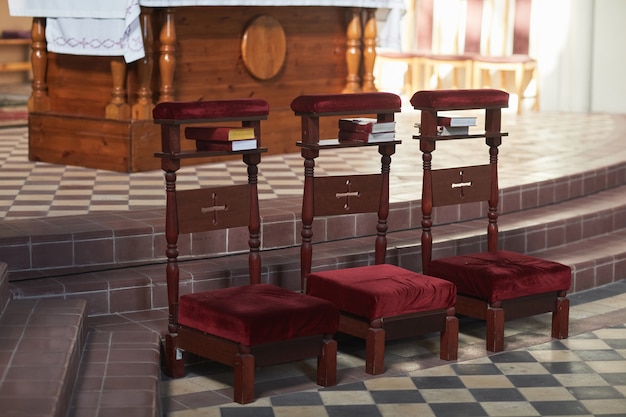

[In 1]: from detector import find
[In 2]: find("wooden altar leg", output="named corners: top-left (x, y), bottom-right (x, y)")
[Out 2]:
top-left (106, 57), bottom-right (131, 120)
top-left (361, 8), bottom-right (378, 92)
top-left (159, 8), bottom-right (176, 103)
top-left (343, 8), bottom-right (362, 94)
top-left (28, 17), bottom-right (50, 112)
top-left (132, 8), bottom-right (155, 120)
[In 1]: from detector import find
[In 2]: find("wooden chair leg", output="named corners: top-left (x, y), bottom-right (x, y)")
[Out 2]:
top-left (233, 353), bottom-right (255, 404)
top-left (365, 327), bottom-right (385, 375)
top-left (552, 296), bottom-right (570, 339)
top-left (486, 306), bottom-right (505, 352)
top-left (440, 310), bottom-right (459, 361)
top-left (317, 336), bottom-right (338, 387)
top-left (164, 333), bottom-right (185, 378)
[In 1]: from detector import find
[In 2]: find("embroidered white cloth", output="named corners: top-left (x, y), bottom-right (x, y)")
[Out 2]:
top-left (8, 0), bottom-right (405, 61)
top-left (8, 0), bottom-right (144, 63)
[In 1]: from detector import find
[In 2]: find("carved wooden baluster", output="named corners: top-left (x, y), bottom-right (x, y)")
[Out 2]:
top-left (361, 8), bottom-right (378, 92)
top-left (485, 108), bottom-right (502, 252)
top-left (300, 113), bottom-right (320, 290)
top-left (105, 57), bottom-right (131, 120)
top-left (159, 8), bottom-right (176, 103)
top-left (132, 8), bottom-right (155, 120)
top-left (243, 151), bottom-right (262, 285)
top-left (343, 8), bottom-right (362, 93)
top-left (375, 142), bottom-right (395, 264)
top-left (419, 109), bottom-right (438, 275)
top-left (28, 17), bottom-right (50, 112)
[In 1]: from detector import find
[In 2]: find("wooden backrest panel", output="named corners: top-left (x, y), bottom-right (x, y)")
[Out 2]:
top-left (176, 184), bottom-right (250, 234)
top-left (314, 174), bottom-right (382, 217)
top-left (431, 164), bottom-right (491, 207)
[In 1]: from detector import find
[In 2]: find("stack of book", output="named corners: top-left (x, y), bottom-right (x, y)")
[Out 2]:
top-left (337, 117), bottom-right (396, 143)
top-left (436, 116), bottom-right (477, 135)
top-left (416, 115), bottom-right (478, 136)
top-left (185, 126), bottom-right (257, 151)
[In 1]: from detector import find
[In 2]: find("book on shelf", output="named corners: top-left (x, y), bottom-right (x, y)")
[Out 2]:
top-left (195, 138), bottom-right (257, 151)
top-left (185, 126), bottom-right (256, 141)
top-left (338, 130), bottom-right (395, 143)
top-left (338, 117), bottom-right (396, 133)
top-left (414, 123), bottom-right (471, 136)
top-left (438, 125), bottom-right (470, 136)
top-left (437, 116), bottom-right (477, 127)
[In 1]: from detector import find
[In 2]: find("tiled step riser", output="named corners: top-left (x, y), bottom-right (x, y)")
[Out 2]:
top-left (5, 162), bottom-right (626, 279)
top-left (10, 202), bottom-right (626, 316)
top-left (0, 298), bottom-right (87, 417)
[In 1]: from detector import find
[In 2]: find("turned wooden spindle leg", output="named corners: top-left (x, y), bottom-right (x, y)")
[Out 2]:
top-left (106, 57), bottom-right (131, 120)
top-left (159, 8), bottom-right (176, 103)
top-left (132, 8), bottom-right (155, 120)
top-left (361, 8), bottom-right (378, 92)
top-left (28, 17), bottom-right (50, 112)
top-left (374, 143), bottom-right (395, 264)
top-left (300, 148), bottom-right (318, 290)
top-left (243, 152), bottom-right (262, 285)
top-left (343, 8), bottom-right (362, 93)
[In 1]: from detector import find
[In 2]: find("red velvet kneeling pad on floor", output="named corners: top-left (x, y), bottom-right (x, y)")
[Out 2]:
top-left (428, 250), bottom-right (572, 304)
top-left (178, 283), bottom-right (339, 346)
top-left (306, 264), bottom-right (457, 320)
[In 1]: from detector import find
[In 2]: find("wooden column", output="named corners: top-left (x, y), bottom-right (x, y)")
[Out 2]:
top-left (105, 57), bottom-right (131, 120)
top-left (361, 8), bottom-right (378, 92)
top-left (28, 17), bottom-right (50, 112)
top-left (133, 8), bottom-right (155, 120)
top-left (159, 8), bottom-right (176, 103)
top-left (343, 8), bottom-right (362, 93)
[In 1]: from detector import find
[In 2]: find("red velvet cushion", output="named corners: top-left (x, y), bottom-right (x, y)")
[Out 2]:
top-left (153, 99), bottom-right (269, 121)
top-left (178, 284), bottom-right (339, 346)
top-left (306, 264), bottom-right (456, 320)
top-left (428, 250), bottom-right (572, 304)
top-left (410, 89), bottom-right (509, 110)
top-left (290, 93), bottom-right (401, 115)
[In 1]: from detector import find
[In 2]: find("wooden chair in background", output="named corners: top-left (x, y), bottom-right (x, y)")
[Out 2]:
top-left (293, 92), bottom-right (458, 375)
top-left (472, 0), bottom-right (539, 113)
top-left (412, 89), bottom-right (570, 352)
top-left (422, 0), bottom-right (485, 89)
top-left (153, 99), bottom-right (340, 404)
top-left (375, 0), bottom-right (435, 95)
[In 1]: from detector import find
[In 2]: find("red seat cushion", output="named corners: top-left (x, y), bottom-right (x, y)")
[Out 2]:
top-left (153, 98), bottom-right (269, 121)
top-left (428, 250), bottom-right (572, 304)
top-left (178, 284), bottom-right (339, 346)
top-left (410, 89), bottom-right (509, 110)
top-left (306, 264), bottom-right (456, 320)
top-left (290, 92), bottom-right (401, 115)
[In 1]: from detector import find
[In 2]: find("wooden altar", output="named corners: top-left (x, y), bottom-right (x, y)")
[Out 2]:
top-left (18, 2), bottom-right (401, 172)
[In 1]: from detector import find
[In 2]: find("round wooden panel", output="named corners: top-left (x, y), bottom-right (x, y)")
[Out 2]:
top-left (241, 15), bottom-right (286, 80)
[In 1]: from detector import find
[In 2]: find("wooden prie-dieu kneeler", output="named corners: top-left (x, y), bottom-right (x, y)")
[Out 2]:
top-left (412, 89), bottom-right (571, 352)
top-left (153, 99), bottom-right (340, 404)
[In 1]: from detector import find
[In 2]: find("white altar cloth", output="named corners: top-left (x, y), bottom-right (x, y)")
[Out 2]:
top-left (8, 0), bottom-right (405, 62)
top-left (8, 0), bottom-right (145, 63)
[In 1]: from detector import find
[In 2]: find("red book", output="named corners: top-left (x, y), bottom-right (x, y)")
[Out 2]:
top-left (338, 130), bottom-right (395, 143)
top-left (195, 138), bottom-right (257, 151)
top-left (437, 116), bottom-right (477, 127)
top-left (185, 126), bottom-right (256, 141)
top-left (338, 118), bottom-right (396, 133)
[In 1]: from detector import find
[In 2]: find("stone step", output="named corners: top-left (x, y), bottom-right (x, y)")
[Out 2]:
top-left (2, 161), bottom-right (624, 280)
top-left (0, 264), bottom-right (162, 417)
top-left (8, 184), bottom-right (626, 316)
top-left (0, 297), bottom-right (87, 417)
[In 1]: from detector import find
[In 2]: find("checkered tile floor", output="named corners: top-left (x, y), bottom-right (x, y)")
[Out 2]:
top-left (160, 281), bottom-right (626, 416)
top-left (0, 108), bottom-right (623, 220)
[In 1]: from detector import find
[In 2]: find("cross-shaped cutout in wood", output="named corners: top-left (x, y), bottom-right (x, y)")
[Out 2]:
top-left (451, 170), bottom-right (473, 199)
top-left (336, 179), bottom-right (360, 210)
top-left (201, 192), bottom-right (228, 225)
